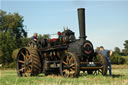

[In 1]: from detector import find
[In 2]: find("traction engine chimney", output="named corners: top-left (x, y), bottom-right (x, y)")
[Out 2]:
top-left (78, 8), bottom-right (86, 40)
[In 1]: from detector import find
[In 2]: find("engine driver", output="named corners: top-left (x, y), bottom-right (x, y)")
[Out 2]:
top-left (32, 33), bottom-right (38, 41)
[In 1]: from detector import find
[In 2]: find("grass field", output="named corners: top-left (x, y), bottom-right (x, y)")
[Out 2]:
top-left (0, 65), bottom-right (128, 85)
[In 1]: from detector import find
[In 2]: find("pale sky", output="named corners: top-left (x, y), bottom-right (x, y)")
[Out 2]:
top-left (1, 0), bottom-right (128, 50)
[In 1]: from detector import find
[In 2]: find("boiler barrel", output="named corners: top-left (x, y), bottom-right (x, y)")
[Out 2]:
top-left (77, 8), bottom-right (86, 40)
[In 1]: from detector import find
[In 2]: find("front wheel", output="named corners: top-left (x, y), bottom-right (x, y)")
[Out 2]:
top-left (99, 53), bottom-right (107, 75)
top-left (94, 53), bottom-right (107, 75)
top-left (60, 52), bottom-right (80, 78)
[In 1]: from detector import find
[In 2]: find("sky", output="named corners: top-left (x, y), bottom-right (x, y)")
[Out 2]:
top-left (1, 0), bottom-right (128, 50)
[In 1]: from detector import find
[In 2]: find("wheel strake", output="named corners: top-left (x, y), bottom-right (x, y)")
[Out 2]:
top-left (17, 47), bottom-right (41, 77)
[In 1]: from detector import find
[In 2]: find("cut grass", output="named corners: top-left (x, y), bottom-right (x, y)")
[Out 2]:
top-left (0, 65), bottom-right (128, 85)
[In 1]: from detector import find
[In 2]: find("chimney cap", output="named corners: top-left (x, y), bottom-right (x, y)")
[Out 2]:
top-left (77, 8), bottom-right (85, 10)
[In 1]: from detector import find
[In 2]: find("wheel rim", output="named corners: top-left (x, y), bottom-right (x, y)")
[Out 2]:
top-left (99, 54), bottom-right (107, 75)
top-left (17, 48), bottom-right (32, 77)
top-left (61, 53), bottom-right (78, 78)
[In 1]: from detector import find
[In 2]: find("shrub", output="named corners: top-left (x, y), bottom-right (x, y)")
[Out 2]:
top-left (110, 53), bottom-right (125, 64)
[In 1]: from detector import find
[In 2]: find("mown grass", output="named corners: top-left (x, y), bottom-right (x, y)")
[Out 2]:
top-left (0, 65), bottom-right (128, 85)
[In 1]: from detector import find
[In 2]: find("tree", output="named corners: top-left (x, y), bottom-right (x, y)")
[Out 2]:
top-left (114, 47), bottom-right (120, 54)
top-left (0, 10), bottom-right (27, 65)
top-left (122, 40), bottom-right (128, 56)
top-left (0, 10), bottom-right (27, 47)
top-left (110, 53), bottom-right (125, 64)
top-left (0, 31), bottom-right (17, 64)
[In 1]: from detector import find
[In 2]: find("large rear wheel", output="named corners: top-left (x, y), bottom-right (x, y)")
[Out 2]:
top-left (27, 40), bottom-right (38, 48)
top-left (16, 47), bottom-right (41, 77)
top-left (60, 52), bottom-right (80, 78)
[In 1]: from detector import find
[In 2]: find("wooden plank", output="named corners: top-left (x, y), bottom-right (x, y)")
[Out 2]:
top-left (80, 67), bottom-right (102, 70)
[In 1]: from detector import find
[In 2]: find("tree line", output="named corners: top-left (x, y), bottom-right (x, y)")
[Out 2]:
top-left (110, 42), bottom-right (128, 64)
top-left (0, 10), bottom-right (128, 68)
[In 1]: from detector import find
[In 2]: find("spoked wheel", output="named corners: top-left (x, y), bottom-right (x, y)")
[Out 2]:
top-left (60, 52), bottom-right (80, 78)
top-left (28, 40), bottom-right (38, 48)
top-left (93, 53), bottom-right (107, 75)
top-left (16, 47), bottom-right (41, 77)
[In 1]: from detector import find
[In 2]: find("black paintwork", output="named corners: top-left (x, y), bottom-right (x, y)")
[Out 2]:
top-left (28, 8), bottom-right (96, 74)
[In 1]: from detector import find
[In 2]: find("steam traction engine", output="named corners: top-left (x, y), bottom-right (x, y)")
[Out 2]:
top-left (16, 8), bottom-right (107, 77)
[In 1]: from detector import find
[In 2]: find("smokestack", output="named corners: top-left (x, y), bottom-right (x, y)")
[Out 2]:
top-left (77, 8), bottom-right (86, 40)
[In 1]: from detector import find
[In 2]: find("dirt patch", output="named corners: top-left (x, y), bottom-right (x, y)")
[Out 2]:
top-left (112, 65), bottom-right (128, 69)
